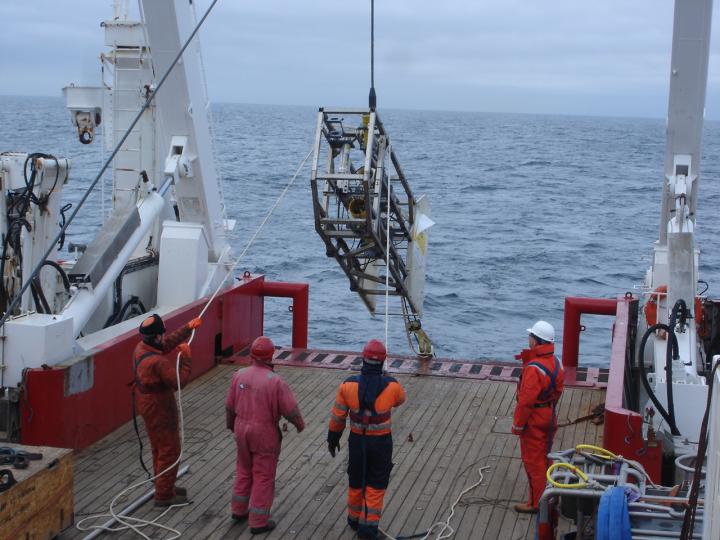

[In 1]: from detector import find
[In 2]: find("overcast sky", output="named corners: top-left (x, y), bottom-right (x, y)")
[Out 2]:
top-left (2, 0), bottom-right (719, 119)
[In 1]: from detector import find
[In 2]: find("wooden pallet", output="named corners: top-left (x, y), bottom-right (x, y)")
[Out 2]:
top-left (0, 443), bottom-right (73, 539)
top-left (66, 364), bottom-right (605, 539)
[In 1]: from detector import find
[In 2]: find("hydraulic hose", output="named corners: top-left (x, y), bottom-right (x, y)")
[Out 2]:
top-left (41, 260), bottom-right (70, 292)
top-left (638, 323), bottom-right (681, 436)
top-left (666, 299), bottom-right (688, 435)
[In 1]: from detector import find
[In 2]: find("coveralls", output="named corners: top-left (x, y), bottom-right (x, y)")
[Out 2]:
top-left (133, 324), bottom-right (192, 502)
top-left (512, 342), bottom-right (564, 508)
top-left (328, 360), bottom-right (406, 539)
top-left (225, 360), bottom-right (304, 528)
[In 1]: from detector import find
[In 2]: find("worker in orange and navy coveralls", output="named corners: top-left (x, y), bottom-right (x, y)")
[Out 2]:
top-left (225, 336), bottom-right (305, 535)
top-left (512, 320), bottom-right (564, 514)
top-left (327, 339), bottom-right (406, 540)
top-left (133, 313), bottom-right (202, 506)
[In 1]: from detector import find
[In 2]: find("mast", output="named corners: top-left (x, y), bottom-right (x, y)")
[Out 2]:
top-left (651, 0), bottom-right (713, 381)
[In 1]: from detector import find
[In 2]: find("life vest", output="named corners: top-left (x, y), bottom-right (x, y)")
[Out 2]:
top-left (644, 284), bottom-right (704, 336)
top-left (527, 358), bottom-right (560, 403)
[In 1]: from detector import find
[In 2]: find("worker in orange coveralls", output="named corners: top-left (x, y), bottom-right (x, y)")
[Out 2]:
top-left (512, 320), bottom-right (564, 513)
top-left (327, 339), bottom-right (406, 540)
top-left (225, 336), bottom-right (305, 535)
top-left (133, 313), bottom-right (202, 506)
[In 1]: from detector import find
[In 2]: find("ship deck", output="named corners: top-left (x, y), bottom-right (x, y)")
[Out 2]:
top-left (65, 363), bottom-right (605, 540)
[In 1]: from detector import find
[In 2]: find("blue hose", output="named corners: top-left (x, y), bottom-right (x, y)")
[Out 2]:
top-left (595, 487), bottom-right (631, 540)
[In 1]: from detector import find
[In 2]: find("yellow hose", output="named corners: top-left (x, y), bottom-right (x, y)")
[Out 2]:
top-left (546, 462), bottom-right (590, 488)
top-left (575, 444), bottom-right (618, 460)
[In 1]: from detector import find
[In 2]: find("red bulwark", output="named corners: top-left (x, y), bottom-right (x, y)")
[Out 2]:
top-left (602, 295), bottom-right (663, 482)
top-left (20, 275), bottom-right (268, 450)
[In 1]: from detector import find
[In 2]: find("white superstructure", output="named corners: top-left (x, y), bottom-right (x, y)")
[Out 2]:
top-left (0, 0), bottom-right (234, 388)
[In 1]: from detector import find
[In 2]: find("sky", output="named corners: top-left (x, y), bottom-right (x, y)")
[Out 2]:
top-left (1, 0), bottom-right (720, 119)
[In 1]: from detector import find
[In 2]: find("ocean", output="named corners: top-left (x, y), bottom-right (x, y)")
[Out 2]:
top-left (1, 95), bottom-right (719, 366)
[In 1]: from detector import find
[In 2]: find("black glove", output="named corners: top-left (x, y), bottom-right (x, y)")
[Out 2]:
top-left (327, 430), bottom-right (341, 458)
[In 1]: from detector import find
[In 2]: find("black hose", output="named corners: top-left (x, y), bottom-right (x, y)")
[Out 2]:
top-left (638, 323), bottom-right (681, 436)
top-left (31, 277), bottom-right (52, 314)
top-left (40, 260), bottom-right (70, 292)
top-left (131, 387), bottom-right (152, 479)
top-left (104, 295), bottom-right (147, 329)
top-left (29, 281), bottom-right (44, 314)
top-left (666, 299), bottom-right (690, 433)
top-left (57, 203), bottom-right (72, 251)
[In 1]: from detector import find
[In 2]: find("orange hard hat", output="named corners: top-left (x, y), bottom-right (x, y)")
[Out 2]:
top-left (363, 339), bottom-right (387, 362)
top-left (251, 336), bottom-right (275, 362)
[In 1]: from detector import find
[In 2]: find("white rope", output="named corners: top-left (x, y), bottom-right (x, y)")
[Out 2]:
top-left (78, 148), bottom-right (313, 539)
top-left (380, 466), bottom-right (490, 540)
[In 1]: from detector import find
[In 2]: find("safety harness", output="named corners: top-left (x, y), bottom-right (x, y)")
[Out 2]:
top-left (527, 356), bottom-right (560, 405)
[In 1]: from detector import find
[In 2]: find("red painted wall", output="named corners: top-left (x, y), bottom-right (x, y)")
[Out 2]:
top-left (20, 276), bottom-right (266, 450)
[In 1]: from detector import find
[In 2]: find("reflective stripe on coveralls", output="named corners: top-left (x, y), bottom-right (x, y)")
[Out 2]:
top-left (226, 360), bottom-right (303, 528)
top-left (329, 373), bottom-right (406, 538)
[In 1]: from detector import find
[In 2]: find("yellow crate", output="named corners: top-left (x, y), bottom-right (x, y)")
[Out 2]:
top-left (0, 444), bottom-right (73, 539)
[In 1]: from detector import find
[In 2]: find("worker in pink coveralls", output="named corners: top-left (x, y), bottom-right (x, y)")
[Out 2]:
top-left (225, 336), bottom-right (305, 534)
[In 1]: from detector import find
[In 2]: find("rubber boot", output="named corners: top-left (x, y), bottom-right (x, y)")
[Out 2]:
top-left (250, 519), bottom-right (276, 534)
top-left (154, 492), bottom-right (188, 507)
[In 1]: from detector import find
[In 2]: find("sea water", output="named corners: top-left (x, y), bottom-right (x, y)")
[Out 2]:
top-left (2, 96), bottom-right (720, 366)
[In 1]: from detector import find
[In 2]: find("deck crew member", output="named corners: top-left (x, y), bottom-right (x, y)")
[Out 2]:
top-left (512, 320), bottom-right (564, 513)
top-left (225, 336), bottom-right (305, 535)
top-left (133, 313), bottom-right (202, 506)
top-left (327, 339), bottom-right (406, 540)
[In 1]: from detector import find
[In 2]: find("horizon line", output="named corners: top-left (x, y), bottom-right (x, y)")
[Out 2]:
top-left (3, 93), bottom-right (720, 123)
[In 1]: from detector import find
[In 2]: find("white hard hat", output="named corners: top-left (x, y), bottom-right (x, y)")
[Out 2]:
top-left (527, 320), bottom-right (555, 343)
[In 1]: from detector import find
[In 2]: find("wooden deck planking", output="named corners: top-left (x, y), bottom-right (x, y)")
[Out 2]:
top-left (63, 365), bottom-right (605, 540)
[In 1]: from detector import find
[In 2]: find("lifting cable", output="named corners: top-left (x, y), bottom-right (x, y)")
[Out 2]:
top-left (369, 0), bottom-right (377, 110)
top-left (0, 0), bottom-right (221, 330)
top-left (77, 148), bottom-right (314, 539)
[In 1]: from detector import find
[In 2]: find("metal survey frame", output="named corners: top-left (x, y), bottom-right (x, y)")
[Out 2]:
top-left (310, 107), bottom-right (418, 315)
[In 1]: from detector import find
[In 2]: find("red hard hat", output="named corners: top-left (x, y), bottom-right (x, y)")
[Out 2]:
top-left (251, 336), bottom-right (275, 362)
top-left (363, 339), bottom-right (387, 362)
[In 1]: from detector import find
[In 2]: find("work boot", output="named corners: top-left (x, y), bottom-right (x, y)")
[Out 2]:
top-left (174, 486), bottom-right (187, 497)
top-left (513, 502), bottom-right (538, 514)
top-left (154, 493), bottom-right (188, 507)
top-left (250, 520), bottom-right (276, 534)
top-left (347, 516), bottom-right (359, 531)
top-left (232, 513), bottom-right (248, 522)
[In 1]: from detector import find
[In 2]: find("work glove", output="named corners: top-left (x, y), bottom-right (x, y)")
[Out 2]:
top-left (327, 430), bottom-right (341, 458)
top-left (188, 317), bottom-right (202, 329)
top-left (177, 343), bottom-right (191, 357)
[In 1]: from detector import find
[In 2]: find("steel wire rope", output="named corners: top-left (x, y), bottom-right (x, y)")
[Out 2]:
top-left (77, 147), bottom-right (314, 539)
top-left (0, 0), bottom-right (220, 331)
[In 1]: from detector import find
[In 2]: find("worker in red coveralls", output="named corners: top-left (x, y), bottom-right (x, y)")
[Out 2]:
top-left (225, 336), bottom-right (305, 535)
top-left (512, 320), bottom-right (564, 513)
top-left (133, 313), bottom-right (202, 506)
top-left (327, 339), bottom-right (406, 540)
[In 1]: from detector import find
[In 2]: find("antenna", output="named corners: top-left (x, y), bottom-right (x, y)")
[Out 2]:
top-left (368, 0), bottom-right (376, 110)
